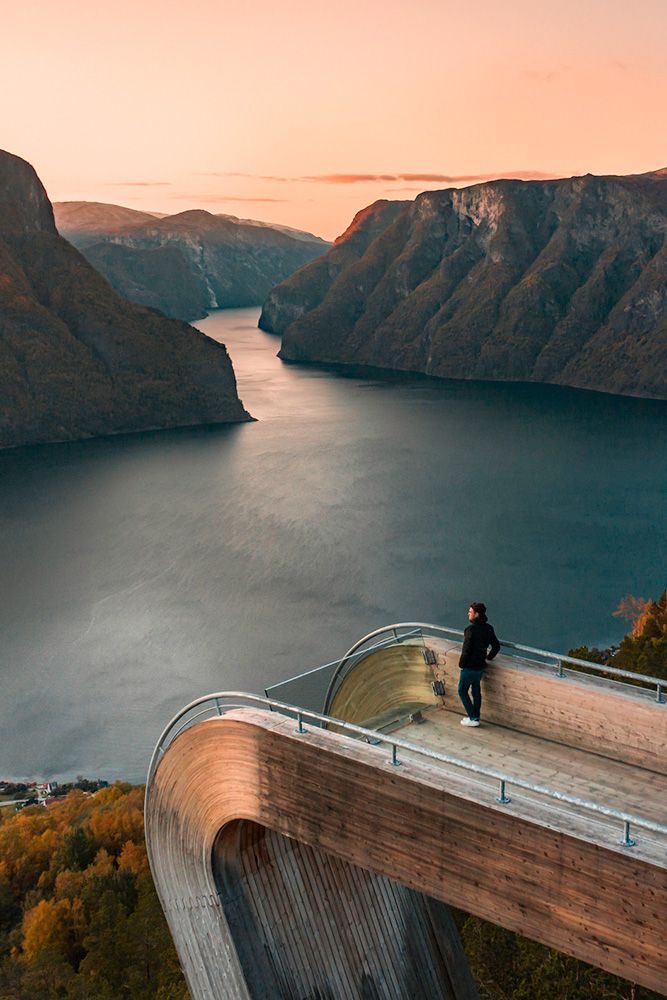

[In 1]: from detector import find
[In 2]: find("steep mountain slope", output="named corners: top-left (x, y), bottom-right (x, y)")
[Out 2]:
top-left (54, 203), bottom-right (330, 320)
top-left (259, 199), bottom-right (410, 334)
top-left (81, 241), bottom-right (206, 321)
top-left (274, 172), bottom-right (667, 400)
top-left (215, 213), bottom-right (329, 245)
top-left (0, 150), bottom-right (250, 449)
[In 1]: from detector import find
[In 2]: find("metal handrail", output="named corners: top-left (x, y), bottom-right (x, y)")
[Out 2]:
top-left (320, 623), bottom-right (666, 713)
top-left (266, 630), bottom-right (421, 694)
top-left (145, 690), bottom-right (667, 850)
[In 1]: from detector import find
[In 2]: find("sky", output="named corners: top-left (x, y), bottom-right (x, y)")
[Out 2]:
top-left (2, 0), bottom-right (666, 240)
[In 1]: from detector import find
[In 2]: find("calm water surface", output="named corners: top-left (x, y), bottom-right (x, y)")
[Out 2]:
top-left (2, 307), bottom-right (667, 782)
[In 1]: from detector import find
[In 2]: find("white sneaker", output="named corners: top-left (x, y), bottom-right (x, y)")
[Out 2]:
top-left (460, 717), bottom-right (480, 727)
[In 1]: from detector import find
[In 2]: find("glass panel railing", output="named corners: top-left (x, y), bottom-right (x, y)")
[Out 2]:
top-left (266, 627), bottom-right (427, 718)
top-left (266, 621), bottom-right (667, 715)
top-left (266, 659), bottom-right (340, 722)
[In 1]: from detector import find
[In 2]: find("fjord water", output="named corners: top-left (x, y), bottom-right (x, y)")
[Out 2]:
top-left (2, 307), bottom-right (667, 782)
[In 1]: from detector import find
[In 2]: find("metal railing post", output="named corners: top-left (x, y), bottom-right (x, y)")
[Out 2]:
top-left (656, 683), bottom-right (665, 704)
top-left (315, 622), bottom-right (667, 718)
top-left (620, 821), bottom-right (635, 847)
top-left (496, 779), bottom-right (511, 804)
top-left (147, 690), bottom-right (667, 847)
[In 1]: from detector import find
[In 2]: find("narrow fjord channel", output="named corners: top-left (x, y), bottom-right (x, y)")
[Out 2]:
top-left (2, 306), bottom-right (667, 781)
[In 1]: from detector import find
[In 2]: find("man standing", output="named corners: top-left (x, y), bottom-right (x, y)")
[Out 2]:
top-left (458, 602), bottom-right (500, 727)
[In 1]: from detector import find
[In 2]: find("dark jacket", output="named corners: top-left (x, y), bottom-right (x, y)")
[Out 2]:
top-left (459, 615), bottom-right (500, 672)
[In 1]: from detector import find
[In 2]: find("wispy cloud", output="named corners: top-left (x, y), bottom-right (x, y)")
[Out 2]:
top-left (301, 174), bottom-right (401, 184)
top-left (298, 173), bottom-right (507, 184)
top-left (106, 181), bottom-right (172, 187)
top-left (171, 192), bottom-right (289, 203)
top-left (480, 170), bottom-right (562, 181)
top-left (395, 171), bottom-right (559, 183)
top-left (196, 172), bottom-right (292, 182)
top-left (196, 170), bottom-right (560, 185)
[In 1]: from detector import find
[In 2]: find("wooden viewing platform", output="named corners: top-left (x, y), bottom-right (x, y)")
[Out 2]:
top-left (145, 627), bottom-right (667, 1000)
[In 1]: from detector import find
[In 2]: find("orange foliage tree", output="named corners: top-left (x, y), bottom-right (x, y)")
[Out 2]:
top-left (613, 595), bottom-right (654, 639)
top-left (0, 784), bottom-right (188, 1000)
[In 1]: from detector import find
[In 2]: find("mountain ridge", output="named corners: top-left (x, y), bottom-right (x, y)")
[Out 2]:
top-left (259, 199), bottom-right (410, 335)
top-left (266, 169), bottom-right (667, 400)
top-left (55, 202), bottom-right (331, 320)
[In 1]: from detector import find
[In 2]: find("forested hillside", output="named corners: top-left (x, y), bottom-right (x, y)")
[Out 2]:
top-left (0, 780), bottom-right (662, 999)
top-left (0, 785), bottom-right (186, 999)
top-left (0, 150), bottom-right (250, 450)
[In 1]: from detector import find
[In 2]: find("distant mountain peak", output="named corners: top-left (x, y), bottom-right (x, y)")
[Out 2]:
top-left (53, 201), bottom-right (163, 238)
top-left (215, 213), bottom-right (329, 245)
top-left (333, 199), bottom-right (410, 247)
top-left (52, 199), bottom-right (331, 320)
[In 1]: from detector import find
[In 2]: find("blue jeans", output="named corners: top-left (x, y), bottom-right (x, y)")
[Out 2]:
top-left (458, 668), bottom-right (483, 720)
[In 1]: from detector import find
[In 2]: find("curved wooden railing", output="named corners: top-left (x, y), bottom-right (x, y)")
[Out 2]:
top-left (145, 690), bottom-right (667, 856)
top-left (319, 622), bottom-right (666, 714)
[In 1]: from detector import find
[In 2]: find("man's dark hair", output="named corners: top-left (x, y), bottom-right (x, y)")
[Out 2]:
top-left (470, 602), bottom-right (487, 616)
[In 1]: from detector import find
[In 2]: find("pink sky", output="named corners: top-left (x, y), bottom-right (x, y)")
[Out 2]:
top-left (2, 0), bottom-right (666, 240)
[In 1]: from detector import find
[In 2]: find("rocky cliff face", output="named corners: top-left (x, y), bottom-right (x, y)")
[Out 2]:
top-left (0, 153), bottom-right (56, 234)
top-left (259, 200), bottom-right (409, 334)
top-left (54, 203), bottom-right (330, 321)
top-left (274, 172), bottom-right (667, 400)
top-left (0, 150), bottom-right (250, 449)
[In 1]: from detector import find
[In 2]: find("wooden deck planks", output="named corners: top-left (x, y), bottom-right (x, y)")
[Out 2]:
top-left (145, 639), bottom-right (667, 998)
top-left (393, 707), bottom-right (667, 837)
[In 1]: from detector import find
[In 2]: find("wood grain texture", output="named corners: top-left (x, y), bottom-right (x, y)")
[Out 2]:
top-left (391, 706), bottom-right (667, 834)
top-left (328, 643), bottom-right (439, 732)
top-left (146, 709), bottom-right (667, 996)
top-left (213, 821), bottom-right (479, 1000)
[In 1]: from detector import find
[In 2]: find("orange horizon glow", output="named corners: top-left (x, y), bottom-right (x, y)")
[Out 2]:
top-left (2, 0), bottom-right (666, 241)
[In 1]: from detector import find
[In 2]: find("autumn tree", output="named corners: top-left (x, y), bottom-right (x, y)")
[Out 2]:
top-left (614, 595), bottom-right (655, 638)
top-left (0, 784), bottom-right (188, 1000)
top-left (611, 589), bottom-right (667, 680)
top-left (569, 589), bottom-right (667, 684)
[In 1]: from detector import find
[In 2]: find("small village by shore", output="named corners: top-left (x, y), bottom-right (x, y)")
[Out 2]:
top-left (0, 776), bottom-right (110, 810)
